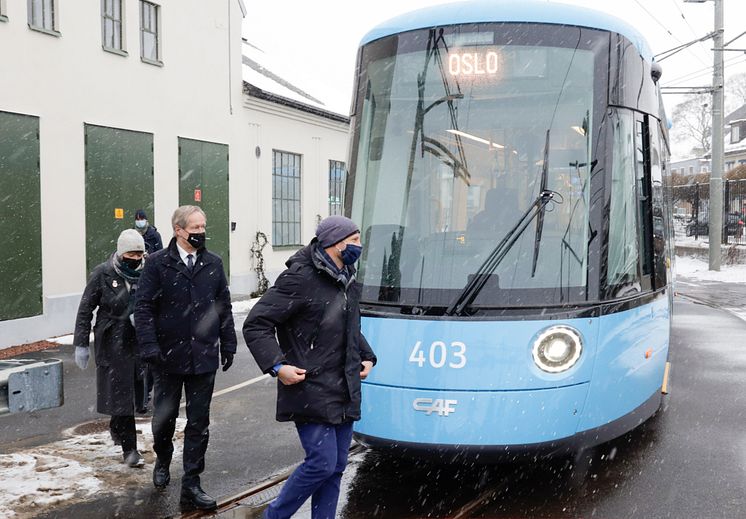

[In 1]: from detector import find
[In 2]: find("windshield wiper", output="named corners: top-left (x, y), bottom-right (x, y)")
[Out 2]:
top-left (531, 129), bottom-right (551, 277)
top-left (445, 189), bottom-right (555, 316)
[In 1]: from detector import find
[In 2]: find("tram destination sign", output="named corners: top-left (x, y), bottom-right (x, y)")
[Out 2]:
top-left (448, 47), bottom-right (501, 76)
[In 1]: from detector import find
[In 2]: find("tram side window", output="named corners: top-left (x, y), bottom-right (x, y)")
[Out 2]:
top-left (607, 110), bottom-right (641, 294)
top-left (635, 117), bottom-right (654, 288)
top-left (649, 121), bottom-right (667, 287)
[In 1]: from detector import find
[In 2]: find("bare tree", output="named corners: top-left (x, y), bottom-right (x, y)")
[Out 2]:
top-left (671, 93), bottom-right (711, 155)
top-left (726, 72), bottom-right (746, 112)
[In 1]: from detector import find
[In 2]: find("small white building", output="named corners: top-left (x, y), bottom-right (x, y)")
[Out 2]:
top-left (0, 0), bottom-right (351, 348)
top-left (240, 41), bottom-right (351, 283)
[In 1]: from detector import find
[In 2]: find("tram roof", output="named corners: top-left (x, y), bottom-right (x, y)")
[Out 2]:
top-left (360, 0), bottom-right (653, 61)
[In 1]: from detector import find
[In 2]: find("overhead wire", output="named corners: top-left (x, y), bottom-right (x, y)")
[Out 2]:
top-left (655, 31), bottom-right (716, 62)
top-left (632, 0), bottom-right (709, 68)
top-left (663, 54), bottom-right (746, 87)
top-left (669, 0), bottom-right (704, 41)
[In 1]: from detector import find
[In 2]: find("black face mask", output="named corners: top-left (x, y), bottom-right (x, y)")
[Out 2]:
top-left (121, 257), bottom-right (142, 270)
top-left (187, 232), bottom-right (206, 250)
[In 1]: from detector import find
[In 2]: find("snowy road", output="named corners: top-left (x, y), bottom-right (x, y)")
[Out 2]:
top-left (2, 291), bottom-right (746, 518)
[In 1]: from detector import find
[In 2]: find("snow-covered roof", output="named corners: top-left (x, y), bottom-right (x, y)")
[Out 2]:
top-left (241, 40), bottom-right (348, 122)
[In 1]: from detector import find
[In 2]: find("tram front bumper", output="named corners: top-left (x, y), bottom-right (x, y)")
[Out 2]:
top-left (355, 382), bottom-right (590, 448)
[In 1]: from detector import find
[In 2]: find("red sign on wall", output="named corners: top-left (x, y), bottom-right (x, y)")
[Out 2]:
top-left (194, 189), bottom-right (202, 202)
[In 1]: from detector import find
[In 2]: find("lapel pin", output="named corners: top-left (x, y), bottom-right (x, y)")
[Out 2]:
top-left (112, 280), bottom-right (118, 288)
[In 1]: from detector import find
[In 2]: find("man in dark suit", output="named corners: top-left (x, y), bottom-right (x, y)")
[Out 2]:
top-left (135, 205), bottom-right (236, 511)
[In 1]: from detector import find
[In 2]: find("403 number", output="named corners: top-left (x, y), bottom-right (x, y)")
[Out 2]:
top-left (408, 341), bottom-right (467, 369)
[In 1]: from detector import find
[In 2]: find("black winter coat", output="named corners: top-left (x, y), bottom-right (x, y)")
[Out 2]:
top-left (141, 225), bottom-right (163, 254)
top-left (243, 240), bottom-right (377, 424)
top-left (134, 238), bottom-right (237, 375)
top-left (73, 257), bottom-right (147, 416)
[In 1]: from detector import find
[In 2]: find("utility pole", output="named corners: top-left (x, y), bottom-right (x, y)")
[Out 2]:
top-left (709, 0), bottom-right (724, 271)
top-left (684, 0), bottom-right (724, 270)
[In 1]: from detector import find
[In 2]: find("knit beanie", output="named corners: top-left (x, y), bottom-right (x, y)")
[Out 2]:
top-left (117, 229), bottom-right (145, 258)
top-left (315, 215), bottom-right (360, 248)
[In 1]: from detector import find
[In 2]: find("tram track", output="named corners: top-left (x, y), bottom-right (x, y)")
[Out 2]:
top-left (178, 444), bottom-right (366, 518)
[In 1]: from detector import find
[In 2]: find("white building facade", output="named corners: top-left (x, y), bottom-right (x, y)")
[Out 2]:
top-left (0, 0), bottom-right (351, 348)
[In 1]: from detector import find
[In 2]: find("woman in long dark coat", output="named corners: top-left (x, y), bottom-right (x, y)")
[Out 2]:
top-left (73, 229), bottom-right (148, 467)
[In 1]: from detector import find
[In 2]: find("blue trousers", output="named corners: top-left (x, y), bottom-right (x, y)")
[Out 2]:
top-left (265, 422), bottom-right (354, 519)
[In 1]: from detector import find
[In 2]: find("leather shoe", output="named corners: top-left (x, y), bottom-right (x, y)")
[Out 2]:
top-left (180, 485), bottom-right (217, 510)
top-left (152, 459), bottom-right (170, 489)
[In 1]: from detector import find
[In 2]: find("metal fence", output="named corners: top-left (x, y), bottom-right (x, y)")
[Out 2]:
top-left (671, 179), bottom-right (746, 245)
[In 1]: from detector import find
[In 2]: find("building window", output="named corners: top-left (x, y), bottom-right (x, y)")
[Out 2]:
top-left (140, 1), bottom-right (161, 64)
top-left (27, 0), bottom-right (58, 34)
top-left (102, 0), bottom-right (125, 53)
top-left (689, 166), bottom-right (694, 175)
top-left (731, 125), bottom-right (741, 144)
top-left (329, 160), bottom-right (346, 216)
top-left (726, 161), bottom-right (735, 170)
top-left (272, 150), bottom-right (302, 247)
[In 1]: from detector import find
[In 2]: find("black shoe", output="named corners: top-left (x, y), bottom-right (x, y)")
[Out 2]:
top-left (153, 459), bottom-right (170, 489)
top-left (123, 450), bottom-right (144, 468)
top-left (180, 485), bottom-right (217, 511)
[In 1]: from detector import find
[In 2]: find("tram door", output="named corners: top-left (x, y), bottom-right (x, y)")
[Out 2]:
top-left (178, 137), bottom-right (230, 276)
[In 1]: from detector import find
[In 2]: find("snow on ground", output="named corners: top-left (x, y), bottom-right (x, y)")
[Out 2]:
top-left (675, 255), bottom-right (746, 283)
top-left (0, 418), bottom-right (186, 518)
top-left (231, 297), bottom-right (261, 314)
top-left (675, 255), bottom-right (746, 323)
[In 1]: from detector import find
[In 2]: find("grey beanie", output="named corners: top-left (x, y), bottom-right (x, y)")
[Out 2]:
top-left (315, 215), bottom-right (360, 248)
top-left (117, 229), bottom-right (145, 258)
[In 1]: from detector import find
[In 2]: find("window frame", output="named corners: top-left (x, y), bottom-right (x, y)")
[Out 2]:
top-left (328, 160), bottom-right (346, 216)
top-left (139, 0), bottom-right (162, 66)
top-left (27, 0), bottom-right (59, 36)
top-left (634, 114), bottom-right (654, 292)
top-left (272, 150), bottom-right (303, 248)
top-left (731, 124), bottom-right (741, 144)
top-left (101, 0), bottom-right (127, 56)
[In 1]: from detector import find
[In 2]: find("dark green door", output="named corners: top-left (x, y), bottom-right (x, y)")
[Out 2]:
top-left (1, 111), bottom-right (42, 320)
top-left (85, 124), bottom-right (154, 273)
top-left (178, 138), bottom-right (229, 276)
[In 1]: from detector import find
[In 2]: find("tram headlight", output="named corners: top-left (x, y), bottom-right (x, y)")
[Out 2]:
top-left (532, 326), bottom-right (583, 373)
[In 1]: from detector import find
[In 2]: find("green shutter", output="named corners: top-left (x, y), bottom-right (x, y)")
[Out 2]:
top-left (85, 124), bottom-right (154, 273)
top-left (178, 137), bottom-right (230, 276)
top-left (0, 111), bottom-right (42, 320)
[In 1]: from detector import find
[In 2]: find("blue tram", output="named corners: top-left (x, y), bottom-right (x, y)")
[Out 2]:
top-left (346, 0), bottom-right (674, 459)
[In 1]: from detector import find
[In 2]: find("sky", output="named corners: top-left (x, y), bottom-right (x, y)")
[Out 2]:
top-left (241, 0), bottom-right (746, 156)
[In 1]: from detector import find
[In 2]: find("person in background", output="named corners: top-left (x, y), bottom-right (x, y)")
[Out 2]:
top-left (134, 209), bottom-right (163, 254)
top-left (73, 229), bottom-right (147, 468)
top-left (243, 215), bottom-right (377, 519)
top-left (133, 208), bottom-right (162, 412)
top-left (135, 205), bottom-right (236, 511)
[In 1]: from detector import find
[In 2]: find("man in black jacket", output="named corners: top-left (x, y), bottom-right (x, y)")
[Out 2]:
top-left (134, 208), bottom-right (163, 254)
top-left (135, 205), bottom-right (236, 511)
top-left (243, 215), bottom-right (376, 519)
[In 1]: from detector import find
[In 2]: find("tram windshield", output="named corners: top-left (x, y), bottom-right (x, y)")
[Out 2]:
top-left (350, 24), bottom-right (606, 308)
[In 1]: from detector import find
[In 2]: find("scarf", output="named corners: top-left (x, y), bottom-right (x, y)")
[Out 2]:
top-left (110, 253), bottom-right (143, 317)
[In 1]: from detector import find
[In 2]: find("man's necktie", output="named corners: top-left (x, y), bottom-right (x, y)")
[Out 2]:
top-left (186, 254), bottom-right (194, 271)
